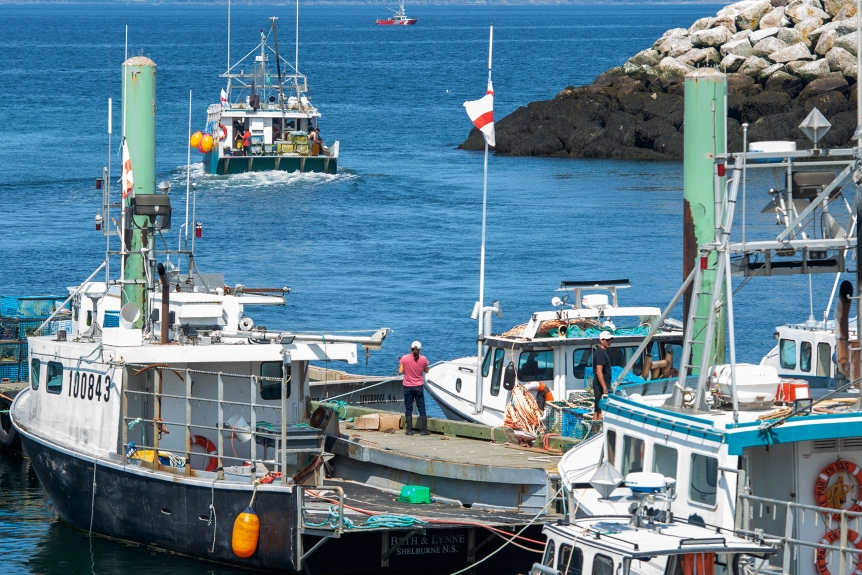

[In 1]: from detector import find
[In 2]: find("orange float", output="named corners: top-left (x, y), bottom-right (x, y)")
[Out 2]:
top-left (189, 130), bottom-right (202, 148)
top-left (232, 506), bottom-right (260, 558)
top-left (200, 133), bottom-right (214, 153)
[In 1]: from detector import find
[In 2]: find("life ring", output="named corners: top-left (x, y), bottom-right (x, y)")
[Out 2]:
top-left (524, 381), bottom-right (555, 402)
top-left (815, 529), bottom-right (862, 575)
top-left (814, 460), bottom-right (862, 520)
top-left (191, 434), bottom-right (218, 472)
top-left (218, 124), bottom-right (227, 141)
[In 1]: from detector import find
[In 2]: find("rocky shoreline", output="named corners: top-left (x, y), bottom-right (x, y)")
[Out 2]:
top-left (462, 0), bottom-right (861, 159)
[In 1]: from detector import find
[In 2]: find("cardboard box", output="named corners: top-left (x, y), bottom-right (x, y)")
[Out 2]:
top-left (354, 413), bottom-right (403, 432)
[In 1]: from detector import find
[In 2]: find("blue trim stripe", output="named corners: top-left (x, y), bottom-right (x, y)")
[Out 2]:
top-left (724, 411), bottom-right (862, 455)
top-left (605, 396), bottom-right (724, 443)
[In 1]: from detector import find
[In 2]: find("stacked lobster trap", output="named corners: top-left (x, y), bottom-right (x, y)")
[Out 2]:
top-left (0, 296), bottom-right (71, 382)
top-left (543, 391), bottom-right (597, 440)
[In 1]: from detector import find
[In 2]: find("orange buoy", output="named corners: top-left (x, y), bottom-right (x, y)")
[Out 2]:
top-left (200, 133), bottom-right (214, 153)
top-left (232, 506), bottom-right (260, 558)
top-left (189, 130), bottom-right (203, 148)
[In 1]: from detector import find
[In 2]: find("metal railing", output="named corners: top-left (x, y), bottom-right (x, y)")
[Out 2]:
top-left (120, 364), bottom-right (322, 485)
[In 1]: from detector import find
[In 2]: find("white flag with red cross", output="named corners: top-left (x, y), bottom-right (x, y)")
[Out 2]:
top-left (121, 140), bottom-right (134, 200)
top-left (464, 79), bottom-right (495, 147)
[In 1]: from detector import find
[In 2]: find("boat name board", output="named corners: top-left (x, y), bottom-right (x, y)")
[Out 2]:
top-left (67, 371), bottom-right (112, 402)
top-left (392, 533), bottom-right (466, 556)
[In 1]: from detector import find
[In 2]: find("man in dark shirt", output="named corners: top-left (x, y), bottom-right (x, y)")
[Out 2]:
top-left (592, 331), bottom-right (614, 420)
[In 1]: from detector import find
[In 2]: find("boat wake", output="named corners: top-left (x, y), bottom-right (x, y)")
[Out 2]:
top-left (172, 163), bottom-right (357, 190)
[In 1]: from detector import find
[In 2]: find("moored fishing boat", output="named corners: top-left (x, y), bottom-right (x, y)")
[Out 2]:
top-left (557, 69), bottom-right (862, 574)
top-left (197, 15), bottom-right (338, 175)
top-left (376, 4), bottom-right (417, 26)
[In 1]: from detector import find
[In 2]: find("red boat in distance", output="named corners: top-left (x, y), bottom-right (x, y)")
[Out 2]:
top-left (376, 3), bottom-right (417, 26)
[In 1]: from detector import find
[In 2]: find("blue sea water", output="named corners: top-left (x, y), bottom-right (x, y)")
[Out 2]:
top-left (0, 2), bottom-right (843, 573)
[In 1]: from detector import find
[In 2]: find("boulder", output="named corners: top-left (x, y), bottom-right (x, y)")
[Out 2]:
top-left (731, 29), bottom-right (755, 41)
top-left (834, 31), bottom-right (859, 55)
top-left (661, 27), bottom-right (690, 38)
top-left (736, 0), bottom-right (772, 30)
top-left (771, 41), bottom-right (816, 61)
top-left (658, 36), bottom-right (694, 57)
top-left (815, 29), bottom-right (840, 55)
top-left (786, 57), bottom-right (833, 79)
top-left (765, 70), bottom-right (805, 96)
top-left (759, 62), bottom-right (787, 79)
top-left (691, 27), bottom-right (733, 47)
top-left (760, 6), bottom-right (790, 28)
top-left (823, 0), bottom-right (853, 17)
top-left (786, 2), bottom-right (831, 22)
top-left (721, 53), bottom-right (749, 72)
top-left (750, 26), bottom-right (781, 43)
top-left (721, 38), bottom-right (755, 57)
top-left (727, 72), bottom-right (757, 90)
top-left (739, 56), bottom-right (774, 75)
top-left (752, 36), bottom-right (790, 57)
top-left (778, 27), bottom-right (807, 45)
top-left (771, 0), bottom-right (791, 6)
top-left (714, 16), bottom-right (739, 33)
top-left (621, 62), bottom-right (659, 79)
top-left (796, 17), bottom-right (826, 43)
top-left (798, 72), bottom-right (850, 97)
top-left (628, 48), bottom-right (663, 66)
top-left (689, 16), bottom-right (715, 34)
top-left (738, 91), bottom-right (792, 123)
top-left (719, 0), bottom-right (756, 19)
top-left (657, 57), bottom-right (695, 78)
top-left (833, 3), bottom-right (857, 20)
top-left (803, 90), bottom-right (850, 116)
top-left (826, 46), bottom-right (858, 72)
top-left (678, 47), bottom-right (721, 66)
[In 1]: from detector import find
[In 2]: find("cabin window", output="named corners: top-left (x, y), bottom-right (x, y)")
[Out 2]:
top-left (572, 348), bottom-right (590, 379)
top-left (606, 429), bottom-right (617, 466)
top-left (622, 435), bottom-right (645, 475)
top-left (518, 350), bottom-right (553, 381)
top-left (592, 553), bottom-right (614, 575)
top-left (800, 341), bottom-right (812, 373)
top-left (557, 544), bottom-right (583, 574)
top-left (260, 361), bottom-right (291, 400)
top-left (542, 538), bottom-right (556, 567)
top-left (665, 342), bottom-right (683, 374)
top-left (46, 362), bottom-right (63, 395)
top-left (689, 453), bottom-right (718, 506)
top-left (482, 348), bottom-right (493, 377)
top-left (817, 342), bottom-right (832, 377)
top-left (652, 444), bottom-right (678, 480)
top-left (489, 348), bottom-right (505, 397)
top-left (779, 339), bottom-right (797, 369)
top-left (30, 358), bottom-right (40, 390)
top-left (610, 346), bottom-right (644, 376)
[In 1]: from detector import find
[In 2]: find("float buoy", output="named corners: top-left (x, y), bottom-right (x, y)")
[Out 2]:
top-left (200, 133), bottom-right (214, 153)
top-left (191, 434), bottom-right (218, 472)
top-left (503, 362), bottom-right (516, 391)
top-left (189, 131), bottom-right (203, 148)
top-left (814, 460), bottom-right (862, 520)
top-left (232, 506), bottom-right (260, 558)
top-left (815, 529), bottom-right (862, 575)
top-left (218, 123), bottom-right (227, 141)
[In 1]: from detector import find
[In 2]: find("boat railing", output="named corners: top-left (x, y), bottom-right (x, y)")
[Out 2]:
top-left (737, 492), bottom-right (862, 573)
top-left (120, 364), bottom-right (321, 485)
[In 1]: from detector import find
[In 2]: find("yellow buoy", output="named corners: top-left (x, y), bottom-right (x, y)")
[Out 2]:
top-left (200, 133), bottom-right (214, 153)
top-left (232, 506), bottom-right (260, 558)
top-left (189, 130), bottom-right (202, 148)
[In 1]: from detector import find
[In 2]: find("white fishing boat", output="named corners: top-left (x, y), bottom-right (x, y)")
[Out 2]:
top-left (198, 14), bottom-right (338, 175)
top-left (530, 472), bottom-right (775, 575)
top-left (425, 280), bottom-right (685, 428)
top-left (11, 55), bottom-right (569, 575)
top-left (558, 69), bottom-right (862, 575)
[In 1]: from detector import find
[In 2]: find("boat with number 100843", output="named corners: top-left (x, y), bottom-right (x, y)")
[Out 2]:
top-left (376, 4), bottom-right (417, 25)
top-left (12, 55), bottom-right (562, 575)
top-left (198, 16), bottom-right (338, 175)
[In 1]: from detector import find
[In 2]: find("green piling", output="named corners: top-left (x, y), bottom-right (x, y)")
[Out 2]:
top-left (683, 68), bottom-right (727, 369)
top-left (121, 56), bottom-right (157, 327)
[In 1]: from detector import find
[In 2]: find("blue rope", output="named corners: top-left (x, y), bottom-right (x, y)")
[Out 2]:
top-left (303, 505), bottom-right (426, 530)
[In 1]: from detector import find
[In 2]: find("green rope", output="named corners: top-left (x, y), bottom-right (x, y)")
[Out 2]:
top-left (303, 505), bottom-right (426, 530)
top-left (325, 399), bottom-right (349, 420)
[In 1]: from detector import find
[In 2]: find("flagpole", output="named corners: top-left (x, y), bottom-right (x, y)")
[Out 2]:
top-left (474, 25), bottom-right (493, 415)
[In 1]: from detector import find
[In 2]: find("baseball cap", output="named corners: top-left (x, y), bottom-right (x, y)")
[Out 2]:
top-left (411, 340), bottom-right (422, 349)
top-left (599, 331), bottom-right (614, 341)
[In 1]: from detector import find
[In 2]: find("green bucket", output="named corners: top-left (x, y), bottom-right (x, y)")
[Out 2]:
top-left (398, 485), bottom-right (431, 504)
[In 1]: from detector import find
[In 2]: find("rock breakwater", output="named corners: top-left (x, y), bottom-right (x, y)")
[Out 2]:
top-left (462, 0), bottom-right (861, 159)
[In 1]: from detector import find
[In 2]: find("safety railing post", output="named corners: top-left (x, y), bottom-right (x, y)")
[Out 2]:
top-left (185, 368), bottom-right (191, 476)
top-left (121, 366), bottom-right (128, 464)
top-left (249, 374), bottom-right (257, 483)
top-left (217, 372), bottom-right (224, 478)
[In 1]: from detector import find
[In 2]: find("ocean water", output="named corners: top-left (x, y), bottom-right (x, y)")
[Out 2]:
top-left (0, 3), bottom-right (843, 573)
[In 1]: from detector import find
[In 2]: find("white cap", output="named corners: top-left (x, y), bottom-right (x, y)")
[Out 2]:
top-left (411, 340), bottom-right (422, 350)
top-left (599, 331), bottom-right (614, 341)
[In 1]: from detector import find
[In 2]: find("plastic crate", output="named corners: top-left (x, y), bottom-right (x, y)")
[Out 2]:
top-left (1, 295), bottom-right (67, 318)
top-left (0, 342), bottom-right (21, 362)
top-left (561, 408), bottom-right (589, 439)
top-left (104, 311), bottom-right (120, 328)
top-left (0, 362), bottom-right (19, 381)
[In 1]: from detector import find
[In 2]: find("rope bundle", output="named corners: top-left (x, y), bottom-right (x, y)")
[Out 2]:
top-left (503, 385), bottom-right (545, 434)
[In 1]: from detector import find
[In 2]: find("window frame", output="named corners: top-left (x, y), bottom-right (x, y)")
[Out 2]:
top-left (572, 347), bottom-right (591, 380)
top-left (30, 358), bottom-right (41, 390)
top-left (489, 348), bottom-right (505, 397)
top-left (799, 341), bottom-right (812, 373)
top-left (622, 435), bottom-right (645, 476)
top-left (259, 361), bottom-right (291, 400)
top-left (652, 443), bottom-right (678, 481)
top-left (817, 342), bottom-right (832, 377)
top-left (46, 361), bottom-right (63, 395)
top-left (557, 543), bottom-right (583, 575)
top-left (517, 349), bottom-right (554, 382)
top-left (779, 338), bottom-right (797, 369)
top-left (606, 429), bottom-right (617, 467)
top-left (591, 553), bottom-right (614, 575)
top-left (688, 452), bottom-right (719, 508)
top-left (542, 538), bottom-right (556, 568)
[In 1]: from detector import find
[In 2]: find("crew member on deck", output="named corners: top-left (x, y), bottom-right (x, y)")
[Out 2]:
top-left (242, 128), bottom-right (252, 155)
top-left (592, 331), bottom-right (614, 421)
top-left (399, 341), bottom-right (430, 436)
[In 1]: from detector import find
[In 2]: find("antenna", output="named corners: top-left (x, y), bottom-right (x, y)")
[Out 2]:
top-left (295, 0), bottom-right (299, 73)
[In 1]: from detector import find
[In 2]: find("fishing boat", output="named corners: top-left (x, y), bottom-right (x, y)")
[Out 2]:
top-left (557, 69), bottom-right (862, 575)
top-left (425, 280), bottom-right (685, 428)
top-left (376, 4), bottom-right (417, 26)
top-left (531, 472), bottom-right (775, 575)
top-left (198, 16), bottom-right (338, 175)
top-left (11, 55), bottom-right (568, 575)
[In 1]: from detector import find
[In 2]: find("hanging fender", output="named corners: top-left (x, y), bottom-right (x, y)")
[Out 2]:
top-left (523, 381), bottom-right (554, 402)
top-left (815, 529), bottom-right (862, 575)
top-left (192, 434), bottom-right (218, 472)
top-left (218, 123), bottom-right (228, 141)
top-left (814, 460), bottom-right (862, 520)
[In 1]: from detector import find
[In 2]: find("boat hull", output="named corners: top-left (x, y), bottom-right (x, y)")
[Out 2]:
top-left (376, 20), bottom-right (417, 25)
top-left (204, 149), bottom-right (337, 175)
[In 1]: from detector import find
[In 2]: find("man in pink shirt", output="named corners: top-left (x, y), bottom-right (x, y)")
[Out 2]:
top-left (398, 340), bottom-right (430, 436)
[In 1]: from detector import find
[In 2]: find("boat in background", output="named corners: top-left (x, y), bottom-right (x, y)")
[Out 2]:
top-left (376, 4), bottom-right (417, 25)
top-left (198, 16), bottom-right (338, 175)
top-left (425, 280), bottom-right (684, 428)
